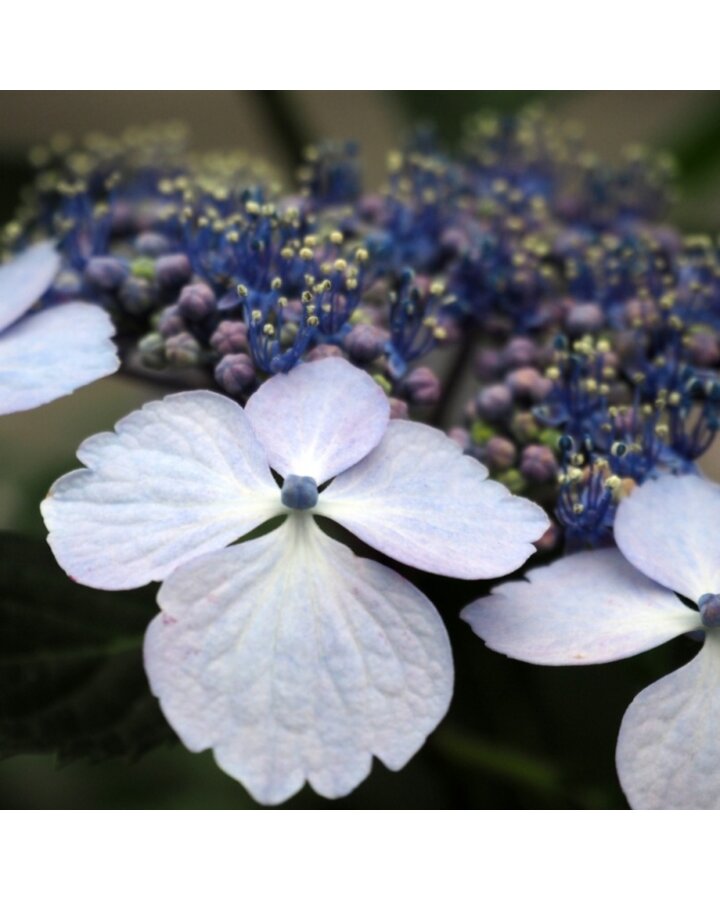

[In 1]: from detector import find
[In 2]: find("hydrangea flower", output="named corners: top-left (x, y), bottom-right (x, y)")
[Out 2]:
top-left (0, 243), bottom-right (119, 415)
top-left (462, 474), bottom-right (720, 809)
top-left (41, 357), bottom-right (548, 804)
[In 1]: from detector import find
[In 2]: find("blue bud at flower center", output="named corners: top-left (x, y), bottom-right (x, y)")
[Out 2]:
top-left (281, 474), bottom-right (319, 511)
top-left (698, 593), bottom-right (720, 628)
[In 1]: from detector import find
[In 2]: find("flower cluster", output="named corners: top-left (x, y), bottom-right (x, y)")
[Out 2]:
top-left (6, 107), bottom-right (720, 808)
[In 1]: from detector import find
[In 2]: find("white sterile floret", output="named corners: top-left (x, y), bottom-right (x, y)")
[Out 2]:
top-left (42, 356), bottom-right (549, 805)
top-left (463, 473), bottom-right (720, 809)
top-left (0, 243), bottom-right (119, 414)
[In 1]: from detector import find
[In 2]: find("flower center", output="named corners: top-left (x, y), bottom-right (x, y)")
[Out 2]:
top-left (698, 593), bottom-right (720, 628)
top-left (281, 474), bottom-right (319, 510)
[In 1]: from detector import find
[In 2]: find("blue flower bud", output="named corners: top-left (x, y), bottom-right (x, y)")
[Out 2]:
top-left (84, 256), bottom-right (128, 293)
top-left (520, 444), bottom-right (558, 483)
top-left (476, 383), bottom-right (513, 422)
top-left (214, 353), bottom-right (256, 395)
top-left (155, 253), bottom-right (192, 291)
top-left (178, 283), bottom-right (216, 321)
top-left (501, 337), bottom-right (537, 370)
top-left (134, 231), bottom-right (171, 257)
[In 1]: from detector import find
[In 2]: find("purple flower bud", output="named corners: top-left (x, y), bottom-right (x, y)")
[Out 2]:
top-left (134, 231), bottom-right (171, 257)
top-left (474, 348), bottom-right (503, 381)
top-left (505, 366), bottom-right (552, 403)
top-left (210, 320), bottom-right (248, 355)
top-left (520, 444), bottom-right (558, 483)
top-left (389, 398), bottom-right (409, 420)
top-left (403, 367), bottom-right (441, 405)
top-left (157, 304), bottom-right (186, 338)
top-left (624, 297), bottom-right (657, 326)
top-left (119, 276), bottom-right (157, 316)
top-left (155, 254), bottom-right (192, 291)
top-left (306, 344), bottom-right (344, 362)
top-left (178, 283), bottom-right (216, 321)
top-left (165, 331), bottom-right (201, 367)
top-left (214, 353), bottom-right (256, 395)
top-left (484, 436), bottom-right (517, 471)
top-left (344, 324), bottom-right (388, 363)
top-left (84, 256), bottom-right (128, 293)
top-left (565, 302), bottom-right (605, 335)
top-left (448, 426), bottom-right (470, 450)
top-left (476, 383), bottom-right (513, 422)
top-left (440, 226), bottom-right (472, 255)
top-left (501, 337), bottom-right (537, 370)
top-left (687, 330), bottom-right (720, 367)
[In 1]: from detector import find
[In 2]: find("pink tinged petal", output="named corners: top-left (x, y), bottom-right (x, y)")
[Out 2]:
top-left (0, 241), bottom-right (60, 332)
top-left (0, 302), bottom-right (119, 415)
top-left (616, 631), bottom-right (720, 809)
top-left (462, 548), bottom-right (700, 665)
top-left (41, 390), bottom-right (282, 590)
top-left (244, 357), bottom-right (390, 483)
top-left (317, 420), bottom-right (549, 579)
top-left (614, 474), bottom-right (720, 602)
top-left (144, 515), bottom-right (453, 806)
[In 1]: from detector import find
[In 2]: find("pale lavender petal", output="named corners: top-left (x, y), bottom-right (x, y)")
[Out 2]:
top-left (317, 420), bottom-right (549, 579)
top-left (42, 390), bottom-right (282, 589)
top-left (145, 515), bottom-right (453, 806)
top-left (616, 631), bottom-right (720, 809)
top-left (462, 548), bottom-right (700, 664)
top-left (0, 302), bottom-right (119, 415)
top-left (0, 242), bottom-right (60, 332)
top-left (245, 357), bottom-right (389, 483)
top-left (614, 474), bottom-right (720, 602)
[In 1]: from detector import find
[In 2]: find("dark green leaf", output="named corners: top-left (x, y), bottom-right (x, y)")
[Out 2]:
top-left (0, 532), bottom-right (176, 762)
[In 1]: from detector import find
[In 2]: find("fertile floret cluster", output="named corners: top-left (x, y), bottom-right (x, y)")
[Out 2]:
top-left (5, 109), bottom-right (720, 552)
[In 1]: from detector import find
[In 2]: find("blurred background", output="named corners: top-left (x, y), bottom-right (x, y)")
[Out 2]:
top-left (1, 90), bottom-right (719, 810)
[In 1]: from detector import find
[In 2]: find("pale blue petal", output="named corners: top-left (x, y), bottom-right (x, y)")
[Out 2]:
top-left (0, 242), bottom-right (60, 332)
top-left (245, 357), bottom-right (389, 483)
top-left (317, 420), bottom-right (549, 579)
top-left (616, 632), bottom-right (720, 809)
top-left (614, 475), bottom-right (720, 602)
top-left (0, 302), bottom-right (118, 415)
top-left (462, 548), bottom-right (700, 664)
top-left (145, 515), bottom-right (453, 805)
top-left (42, 390), bottom-right (282, 589)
